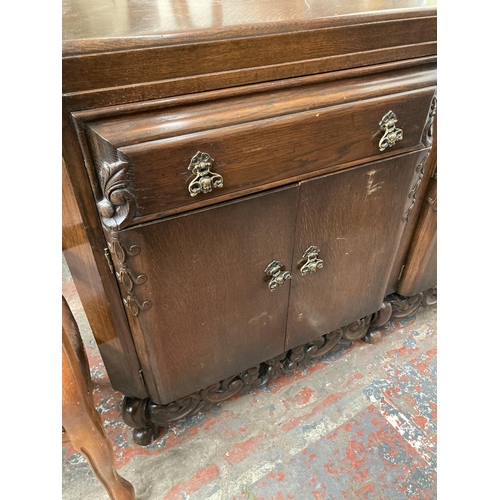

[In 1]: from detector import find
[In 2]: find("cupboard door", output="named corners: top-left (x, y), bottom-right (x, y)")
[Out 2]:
top-left (286, 150), bottom-right (428, 349)
top-left (115, 186), bottom-right (299, 404)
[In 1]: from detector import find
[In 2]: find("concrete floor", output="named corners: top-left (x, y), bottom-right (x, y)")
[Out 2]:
top-left (62, 256), bottom-right (437, 499)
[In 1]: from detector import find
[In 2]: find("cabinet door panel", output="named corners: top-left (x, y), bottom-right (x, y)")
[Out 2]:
top-left (117, 186), bottom-right (299, 404)
top-left (286, 150), bottom-right (427, 349)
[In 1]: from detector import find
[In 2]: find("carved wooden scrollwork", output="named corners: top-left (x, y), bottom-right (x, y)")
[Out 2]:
top-left (107, 234), bottom-right (152, 316)
top-left (422, 95), bottom-right (437, 147)
top-left (402, 152), bottom-right (429, 222)
top-left (422, 287), bottom-right (437, 307)
top-left (97, 160), bottom-right (137, 230)
top-left (122, 289), bottom-right (437, 446)
top-left (427, 170), bottom-right (437, 211)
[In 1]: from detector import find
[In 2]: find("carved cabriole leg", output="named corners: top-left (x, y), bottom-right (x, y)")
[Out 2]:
top-left (63, 296), bottom-right (135, 499)
top-left (123, 289), bottom-right (436, 446)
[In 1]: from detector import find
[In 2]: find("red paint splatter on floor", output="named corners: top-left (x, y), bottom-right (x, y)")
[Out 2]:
top-left (345, 438), bottom-right (369, 480)
top-left (290, 386), bottom-right (315, 405)
top-left (266, 471), bottom-right (286, 482)
top-left (345, 372), bottom-right (364, 387)
top-left (223, 434), bottom-right (266, 465)
top-left (403, 393), bottom-right (417, 406)
top-left (429, 401), bottom-right (437, 424)
top-left (312, 491), bottom-right (326, 499)
top-left (202, 410), bottom-right (235, 431)
top-left (411, 347), bottom-right (437, 373)
top-left (281, 391), bottom-right (346, 433)
top-left (386, 344), bottom-right (418, 357)
top-left (117, 424), bottom-right (201, 468)
top-left (163, 463), bottom-right (219, 499)
top-left (413, 414), bottom-right (428, 430)
top-left (360, 484), bottom-right (376, 496)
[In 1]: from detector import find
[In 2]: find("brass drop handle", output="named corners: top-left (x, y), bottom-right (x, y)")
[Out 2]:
top-left (299, 246), bottom-right (324, 275)
top-left (187, 151), bottom-right (224, 196)
top-left (378, 111), bottom-right (403, 151)
top-left (264, 260), bottom-right (291, 291)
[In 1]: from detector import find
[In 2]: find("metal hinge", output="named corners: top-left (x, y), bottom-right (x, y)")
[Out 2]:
top-left (138, 369), bottom-right (146, 388)
top-left (397, 264), bottom-right (405, 282)
top-left (104, 247), bottom-right (116, 275)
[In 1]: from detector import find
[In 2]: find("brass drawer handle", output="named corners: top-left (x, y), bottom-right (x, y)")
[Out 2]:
top-left (378, 111), bottom-right (403, 151)
top-left (265, 260), bottom-right (291, 291)
top-left (187, 151), bottom-right (223, 197)
top-left (299, 246), bottom-right (324, 275)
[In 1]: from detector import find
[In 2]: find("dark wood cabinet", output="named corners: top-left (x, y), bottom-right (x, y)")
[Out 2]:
top-left (63, 0), bottom-right (437, 445)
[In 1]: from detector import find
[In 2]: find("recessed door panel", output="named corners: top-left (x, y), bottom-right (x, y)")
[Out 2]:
top-left (286, 150), bottom-right (427, 348)
top-left (115, 186), bottom-right (299, 404)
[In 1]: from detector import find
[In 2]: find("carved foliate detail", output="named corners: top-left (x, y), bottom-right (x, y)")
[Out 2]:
top-left (423, 95), bottom-right (437, 147)
top-left (97, 160), bottom-right (137, 230)
top-left (403, 152), bottom-right (429, 222)
top-left (422, 287), bottom-right (437, 307)
top-left (427, 170), bottom-right (437, 211)
top-left (388, 288), bottom-right (437, 319)
top-left (107, 234), bottom-right (151, 316)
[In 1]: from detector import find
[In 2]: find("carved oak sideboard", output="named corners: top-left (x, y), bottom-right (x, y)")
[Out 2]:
top-left (62, 0), bottom-right (437, 445)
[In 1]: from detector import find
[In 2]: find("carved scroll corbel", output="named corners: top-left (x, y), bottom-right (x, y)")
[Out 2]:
top-left (422, 94), bottom-right (437, 147)
top-left (402, 151), bottom-right (429, 222)
top-left (107, 233), bottom-right (152, 316)
top-left (97, 159), bottom-right (137, 230)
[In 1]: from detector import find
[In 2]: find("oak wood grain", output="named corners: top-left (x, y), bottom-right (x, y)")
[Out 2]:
top-left (63, 0), bottom-right (436, 54)
top-left (285, 149), bottom-right (428, 348)
top-left (114, 186), bottom-right (299, 404)
top-left (84, 68), bottom-right (436, 229)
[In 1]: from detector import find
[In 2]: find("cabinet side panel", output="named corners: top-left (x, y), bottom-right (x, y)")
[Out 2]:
top-left (63, 108), bottom-right (147, 398)
top-left (397, 168), bottom-right (437, 296)
top-left (119, 186), bottom-right (299, 404)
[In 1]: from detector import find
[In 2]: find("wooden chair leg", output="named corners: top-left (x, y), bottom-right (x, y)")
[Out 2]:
top-left (63, 296), bottom-right (135, 500)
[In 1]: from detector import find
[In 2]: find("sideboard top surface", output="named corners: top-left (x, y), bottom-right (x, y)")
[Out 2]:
top-left (62, 0), bottom-right (437, 54)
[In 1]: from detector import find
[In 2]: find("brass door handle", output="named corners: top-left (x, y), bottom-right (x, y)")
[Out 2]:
top-left (299, 246), bottom-right (324, 275)
top-left (378, 111), bottom-right (403, 151)
top-left (187, 151), bottom-right (223, 196)
top-left (264, 260), bottom-right (291, 291)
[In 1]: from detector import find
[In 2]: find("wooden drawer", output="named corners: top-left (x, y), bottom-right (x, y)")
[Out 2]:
top-left (85, 67), bottom-right (436, 229)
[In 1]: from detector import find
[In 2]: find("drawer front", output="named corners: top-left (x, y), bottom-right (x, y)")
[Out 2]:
top-left (124, 90), bottom-right (433, 222)
top-left (85, 68), bottom-right (436, 230)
